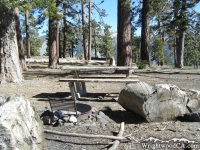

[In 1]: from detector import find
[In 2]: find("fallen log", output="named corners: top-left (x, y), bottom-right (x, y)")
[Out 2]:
top-left (44, 129), bottom-right (130, 141)
top-left (45, 137), bottom-right (114, 145)
top-left (108, 122), bottom-right (124, 150)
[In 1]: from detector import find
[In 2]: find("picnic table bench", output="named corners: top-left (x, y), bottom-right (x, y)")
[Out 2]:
top-left (59, 65), bottom-right (138, 100)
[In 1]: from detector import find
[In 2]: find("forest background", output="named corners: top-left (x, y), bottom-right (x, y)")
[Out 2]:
top-left (0, 0), bottom-right (200, 84)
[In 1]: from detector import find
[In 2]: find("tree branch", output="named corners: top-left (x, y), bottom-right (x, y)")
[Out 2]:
top-left (108, 122), bottom-right (125, 150)
top-left (44, 129), bottom-right (131, 141)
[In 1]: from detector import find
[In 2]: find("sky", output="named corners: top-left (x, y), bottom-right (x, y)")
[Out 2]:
top-left (93, 0), bottom-right (118, 31)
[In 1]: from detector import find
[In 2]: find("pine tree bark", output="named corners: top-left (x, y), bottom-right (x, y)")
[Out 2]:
top-left (63, 3), bottom-right (67, 58)
top-left (117, 0), bottom-right (132, 67)
top-left (14, 7), bottom-right (27, 71)
top-left (177, 32), bottom-right (185, 68)
top-left (94, 29), bottom-right (97, 58)
top-left (176, 0), bottom-right (186, 68)
top-left (48, 1), bottom-right (59, 68)
top-left (25, 10), bottom-right (31, 58)
top-left (57, 24), bottom-right (60, 62)
top-left (141, 0), bottom-right (150, 64)
top-left (49, 17), bottom-right (58, 68)
top-left (173, 1), bottom-right (178, 67)
top-left (88, 0), bottom-right (92, 60)
top-left (0, 6), bottom-right (23, 84)
top-left (82, 0), bottom-right (88, 60)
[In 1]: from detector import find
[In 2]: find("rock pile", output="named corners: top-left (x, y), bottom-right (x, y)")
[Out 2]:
top-left (40, 107), bottom-right (113, 132)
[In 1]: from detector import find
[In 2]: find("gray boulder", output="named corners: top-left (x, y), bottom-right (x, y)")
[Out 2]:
top-left (118, 83), bottom-right (198, 122)
top-left (0, 95), bottom-right (47, 150)
top-left (143, 84), bottom-right (189, 122)
top-left (118, 82), bottom-right (153, 118)
top-left (183, 89), bottom-right (200, 112)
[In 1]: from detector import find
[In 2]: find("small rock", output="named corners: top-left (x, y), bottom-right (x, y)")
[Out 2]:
top-left (75, 122), bottom-right (83, 126)
top-left (84, 120), bottom-right (92, 124)
top-left (88, 126), bottom-right (98, 132)
top-left (97, 115), bottom-right (108, 129)
top-left (98, 96), bottom-right (103, 99)
top-left (64, 122), bottom-right (74, 127)
top-left (98, 111), bottom-right (111, 122)
top-left (91, 107), bottom-right (98, 113)
top-left (54, 110), bottom-right (63, 119)
top-left (112, 97), bottom-right (118, 101)
top-left (63, 116), bottom-right (69, 122)
top-left (197, 128), bottom-right (200, 131)
top-left (90, 117), bottom-right (97, 122)
top-left (69, 115), bottom-right (77, 123)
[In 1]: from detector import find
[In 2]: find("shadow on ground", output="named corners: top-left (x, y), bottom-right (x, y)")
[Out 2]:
top-left (102, 109), bottom-right (146, 124)
top-left (33, 92), bottom-right (118, 103)
top-left (33, 92), bottom-right (71, 101)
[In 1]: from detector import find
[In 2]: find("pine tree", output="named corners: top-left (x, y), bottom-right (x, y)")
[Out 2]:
top-left (117, 0), bottom-right (132, 67)
top-left (132, 35), bottom-right (140, 64)
top-left (99, 25), bottom-right (114, 59)
top-left (165, 0), bottom-right (200, 68)
top-left (141, 0), bottom-right (150, 65)
top-left (151, 37), bottom-right (165, 65)
top-left (20, 10), bottom-right (42, 57)
top-left (91, 20), bottom-right (102, 58)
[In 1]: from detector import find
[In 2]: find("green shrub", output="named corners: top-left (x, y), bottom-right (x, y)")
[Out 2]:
top-left (137, 60), bottom-right (148, 69)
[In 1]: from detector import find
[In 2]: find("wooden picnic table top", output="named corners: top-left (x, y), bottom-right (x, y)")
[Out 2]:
top-left (61, 65), bottom-right (138, 71)
top-left (78, 74), bottom-right (138, 78)
top-left (59, 78), bottom-right (139, 83)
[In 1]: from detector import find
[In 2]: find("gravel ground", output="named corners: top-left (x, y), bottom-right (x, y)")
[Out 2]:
top-left (0, 64), bottom-right (200, 150)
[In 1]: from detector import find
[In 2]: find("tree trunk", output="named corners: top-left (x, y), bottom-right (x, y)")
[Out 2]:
top-left (49, 17), bottom-right (58, 68)
top-left (48, 1), bottom-right (59, 68)
top-left (0, 6), bottom-right (23, 84)
top-left (117, 0), bottom-right (132, 67)
top-left (176, 0), bottom-right (186, 68)
top-left (59, 27), bottom-right (62, 58)
top-left (56, 24), bottom-right (60, 63)
top-left (176, 32), bottom-right (185, 68)
top-left (72, 42), bottom-right (74, 58)
top-left (173, 2), bottom-right (178, 67)
top-left (88, 0), bottom-right (92, 60)
top-left (157, 16), bottom-right (164, 66)
top-left (82, 0), bottom-right (88, 60)
top-left (94, 29), bottom-right (97, 58)
top-left (14, 7), bottom-right (27, 71)
top-left (141, 0), bottom-right (150, 65)
top-left (25, 10), bottom-right (31, 58)
top-left (63, 3), bottom-right (67, 58)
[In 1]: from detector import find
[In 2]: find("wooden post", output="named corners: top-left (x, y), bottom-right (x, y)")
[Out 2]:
top-left (68, 82), bottom-right (80, 100)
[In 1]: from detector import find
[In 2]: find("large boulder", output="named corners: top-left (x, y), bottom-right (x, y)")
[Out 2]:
top-left (183, 89), bottom-right (200, 112)
top-left (0, 95), bottom-right (47, 150)
top-left (118, 82), bottom-right (200, 122)
top-left (118, 82), bottom-right (153, 118)
top-left (143, 84), bottom-right (189, 122)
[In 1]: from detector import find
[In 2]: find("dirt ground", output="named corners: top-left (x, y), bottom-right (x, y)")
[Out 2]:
top-left (0, 64), bottom-right (200, 150)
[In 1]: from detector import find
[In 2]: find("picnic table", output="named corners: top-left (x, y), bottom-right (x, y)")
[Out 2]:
top-left (59, 65), bottom-right (139, 100)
